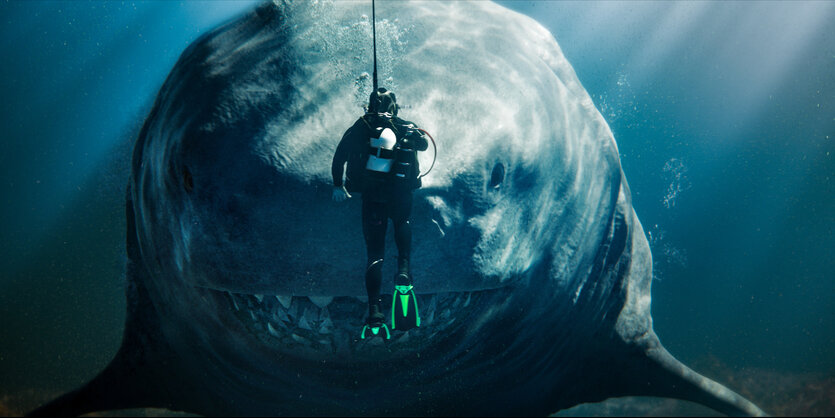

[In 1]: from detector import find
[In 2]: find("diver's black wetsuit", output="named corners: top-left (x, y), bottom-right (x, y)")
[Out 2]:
top-left (331, 114), bottom-right (428, 309)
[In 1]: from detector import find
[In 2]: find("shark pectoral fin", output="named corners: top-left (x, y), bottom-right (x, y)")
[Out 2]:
top-left (26, 344), bottom-right (173, 417)
top-left (28, 196), bottom-right (179, 417)
top-left (641, 342), bottom-right (767, 417)
top-left (606, 331), bottom-right (767, 417)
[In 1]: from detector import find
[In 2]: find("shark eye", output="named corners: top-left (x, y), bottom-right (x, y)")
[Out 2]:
top-left (489, 162), bottom-right (505, 189)
top-left (183, 167), bottom-right (194, 193)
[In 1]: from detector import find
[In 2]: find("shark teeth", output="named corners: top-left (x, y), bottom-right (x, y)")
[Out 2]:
top-left (309, 296), bottom-right (333, 309)
top-left (424, 296), bottom-right (437, 325)
top-left (319, 316), bottom-right (334, 334)
top-left (297, 307), bottom-right (315, 331)
top-left (276, 295), bottom-right (292, 310)
top-left (219, 288), bottom-right (505, 350)
top-left (225, 291), bottom-right (241, 311)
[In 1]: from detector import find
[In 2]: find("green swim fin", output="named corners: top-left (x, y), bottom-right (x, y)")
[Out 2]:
top-left (360, 323), bottom-right (391, 340)
top-left (391, 285), bottom-right (420, 331)
top-left (361, 304), bottom-right (390, 340)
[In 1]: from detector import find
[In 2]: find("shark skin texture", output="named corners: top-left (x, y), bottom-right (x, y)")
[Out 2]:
top-left (30, 1), bottom-right (765, 416)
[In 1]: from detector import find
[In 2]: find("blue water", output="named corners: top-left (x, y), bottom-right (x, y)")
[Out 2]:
top-left (0, 1), bottom-right (832, 415)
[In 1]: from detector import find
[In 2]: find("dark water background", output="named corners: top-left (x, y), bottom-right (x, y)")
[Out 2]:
top-left (1, 1), bottom-right (832, 416)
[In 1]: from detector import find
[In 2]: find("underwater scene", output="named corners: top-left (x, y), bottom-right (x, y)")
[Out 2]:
top-left (0, 1), bottom-right (832, 416)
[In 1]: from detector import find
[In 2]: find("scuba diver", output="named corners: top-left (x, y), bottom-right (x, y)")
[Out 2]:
top-left (331, 88), bottom-right (428, 337)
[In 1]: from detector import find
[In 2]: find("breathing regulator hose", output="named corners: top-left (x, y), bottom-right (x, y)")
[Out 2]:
top-left (417, 128), bottom-right (436, 179)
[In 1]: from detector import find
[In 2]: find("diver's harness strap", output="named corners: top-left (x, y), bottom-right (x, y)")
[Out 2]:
top-left (369, 146), bottom-right (395, 160)
top-left (360, 114), bottom-right (399, 135)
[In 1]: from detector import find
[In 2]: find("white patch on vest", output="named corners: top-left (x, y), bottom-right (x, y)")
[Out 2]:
top-left (366, 127), bottom-right (397, 173)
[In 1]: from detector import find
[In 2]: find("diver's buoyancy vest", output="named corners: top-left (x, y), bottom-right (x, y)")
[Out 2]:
top-left (354, 115), bottom-right (422, 194)
top-left (366, 127), bottom-right (397, 173)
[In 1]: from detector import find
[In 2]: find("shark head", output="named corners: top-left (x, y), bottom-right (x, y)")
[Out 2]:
top-left (32, 1), bottom-right (765, 416)
top-left (132, 0), bottom-right (612, 364)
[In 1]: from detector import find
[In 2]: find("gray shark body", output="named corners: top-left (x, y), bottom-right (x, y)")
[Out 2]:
top-left (32, 1), bottom-right (764, 416)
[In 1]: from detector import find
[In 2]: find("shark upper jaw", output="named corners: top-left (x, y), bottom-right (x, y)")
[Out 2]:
top-left (200, 285), bottom-right (513, 362)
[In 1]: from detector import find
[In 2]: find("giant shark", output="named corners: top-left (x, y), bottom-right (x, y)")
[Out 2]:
top-left (32, 1), bottom-right (765, 416)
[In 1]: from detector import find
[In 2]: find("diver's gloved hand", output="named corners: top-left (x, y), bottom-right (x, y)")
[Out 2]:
top-left (332, 186), bottom-right (351, 202)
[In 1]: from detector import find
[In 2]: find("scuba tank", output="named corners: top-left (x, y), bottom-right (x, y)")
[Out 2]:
top-left (363, 123), bottom-right (398, 195)
top-left (392, 145), bottom-right (414, 179)
top-left (391, 126), bottom-right (421, 188)
top-left (362, 117), bottom-right (423, 190)
top-left (366, 126), bottom-right (397, 174)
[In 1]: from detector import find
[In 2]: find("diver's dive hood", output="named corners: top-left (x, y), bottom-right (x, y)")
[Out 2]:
top-left (368, 88), bottom-right (398, 116)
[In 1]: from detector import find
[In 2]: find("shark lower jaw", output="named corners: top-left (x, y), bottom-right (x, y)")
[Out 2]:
top-left (205, 287), bottom-right (510, 362)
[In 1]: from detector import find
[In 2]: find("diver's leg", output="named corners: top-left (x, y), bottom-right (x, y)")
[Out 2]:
top-left (362, 198), bottom-right (387, 323)
top-left (391, 192), bottom-right (413, 285)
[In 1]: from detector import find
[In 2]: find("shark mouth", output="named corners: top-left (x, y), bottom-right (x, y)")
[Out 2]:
top-left (212, 288), bottom-right (508, 360)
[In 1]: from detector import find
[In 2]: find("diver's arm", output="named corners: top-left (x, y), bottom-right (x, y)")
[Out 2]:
top-left (331, 125), bottom-right (356, 202)
top-left (331, 137), bottom-right (348, 188)
top-left (332, 121), bottom-right (362, 187)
